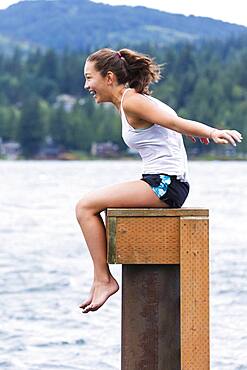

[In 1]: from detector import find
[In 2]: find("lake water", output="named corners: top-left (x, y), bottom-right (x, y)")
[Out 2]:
top-left (0, 160), bottom-right (246, 370)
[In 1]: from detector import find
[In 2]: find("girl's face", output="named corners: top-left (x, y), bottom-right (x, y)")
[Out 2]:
top-left (84, 60), bottom-right (111, 103)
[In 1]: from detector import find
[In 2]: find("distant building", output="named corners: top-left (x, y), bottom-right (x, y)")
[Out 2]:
top-left (36, 136), bottom-right (78, 160)
top-left (0, 139), bottom-right (21, 159)
top-left (91, 141), bottom-right (119, 158)
top-left (36, 136), bottom-right (62, 159)
top-left (54, 94), bottom-right (77, 112)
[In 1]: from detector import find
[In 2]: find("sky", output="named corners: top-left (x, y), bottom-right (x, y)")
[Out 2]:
top-left (0, 0), bottom-right (247, 27)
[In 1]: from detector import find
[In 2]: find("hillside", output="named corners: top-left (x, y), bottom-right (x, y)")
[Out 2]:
top-left (0, 0), bottom-right (246, 51)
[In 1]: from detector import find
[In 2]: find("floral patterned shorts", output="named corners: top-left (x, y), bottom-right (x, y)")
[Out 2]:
top-left (140, 173), bottom-right (189, 208)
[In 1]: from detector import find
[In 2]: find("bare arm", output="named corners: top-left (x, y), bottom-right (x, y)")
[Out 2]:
top-left (124, 94), bottom-right (243, 146)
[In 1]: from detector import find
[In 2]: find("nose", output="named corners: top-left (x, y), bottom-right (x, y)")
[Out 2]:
top-left (84, 80), bottom-right (89, 90)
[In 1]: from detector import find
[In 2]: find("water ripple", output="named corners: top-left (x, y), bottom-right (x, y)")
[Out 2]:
top-left (0, 160), bottom-right (246, 370)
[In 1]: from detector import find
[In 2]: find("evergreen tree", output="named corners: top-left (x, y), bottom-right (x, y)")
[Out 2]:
top-left (18, 98), bottom-right (46, 157)
top-left (0, 36), bottom-right (246, 156)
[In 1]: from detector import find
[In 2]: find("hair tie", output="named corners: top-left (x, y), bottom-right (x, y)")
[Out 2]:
top-left (116, 51), bottom-right (125, 60)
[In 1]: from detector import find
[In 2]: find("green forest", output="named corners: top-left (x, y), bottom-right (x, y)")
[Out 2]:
top-left (0, 35), bottom-right (247, 158)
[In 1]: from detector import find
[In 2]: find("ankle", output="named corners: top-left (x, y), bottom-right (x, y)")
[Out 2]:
top-left (93, 264), bottom-right (112, 284)
top-left (94, 274), bottom-right (112, 284)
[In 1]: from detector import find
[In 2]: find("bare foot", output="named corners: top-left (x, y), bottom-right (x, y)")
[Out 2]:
top-left (81, 276), bottom-right (119, 313)
top-left (79, 285), bottom-right (95, 309)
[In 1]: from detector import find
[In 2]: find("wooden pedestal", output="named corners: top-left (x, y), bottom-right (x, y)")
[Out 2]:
top-left (106, 208), bottom-right (210, 370)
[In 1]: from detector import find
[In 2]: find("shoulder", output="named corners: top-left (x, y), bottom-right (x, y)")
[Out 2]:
top-left (122, 89), bottom-right (158, 117)
top-left (122, 88), bottom-right (178, 127)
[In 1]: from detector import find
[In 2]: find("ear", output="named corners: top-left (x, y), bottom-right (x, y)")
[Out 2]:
top-left (106, 70), bottom-right (115, 85)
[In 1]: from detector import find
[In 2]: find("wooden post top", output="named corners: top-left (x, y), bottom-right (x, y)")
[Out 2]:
top-left (106, 207), bottom-right (209, 265)
top-left (106, 207), bottom-right (209, 217)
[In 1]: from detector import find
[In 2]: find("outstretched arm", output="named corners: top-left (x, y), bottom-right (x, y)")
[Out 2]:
top-left (124, 94), bottom-right (243, 146)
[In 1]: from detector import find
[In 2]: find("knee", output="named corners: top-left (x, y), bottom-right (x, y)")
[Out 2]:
top-left (75, 197), bottom-right (93, 222)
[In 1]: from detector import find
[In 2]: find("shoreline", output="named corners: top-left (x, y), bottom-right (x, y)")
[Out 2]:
top-left (1, 155), bottom-right (247, 161)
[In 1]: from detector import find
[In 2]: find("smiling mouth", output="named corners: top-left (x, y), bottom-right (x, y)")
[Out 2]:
top-left (89, 90), bottom-right (97, 98)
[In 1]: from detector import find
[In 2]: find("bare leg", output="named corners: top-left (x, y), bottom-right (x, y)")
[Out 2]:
top-left (75, 180), bottom-right (168, 313)
top-left (77, 211), bottom-right (119, 312)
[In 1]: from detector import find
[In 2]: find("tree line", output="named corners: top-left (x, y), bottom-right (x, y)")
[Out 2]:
top-left (0, 36), bottom-right (246, 157)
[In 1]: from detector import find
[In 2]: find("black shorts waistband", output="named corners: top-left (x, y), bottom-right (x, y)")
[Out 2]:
top-left (142, 173), bottom-right (179, 180)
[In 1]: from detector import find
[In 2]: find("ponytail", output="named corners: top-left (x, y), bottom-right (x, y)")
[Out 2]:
top-left (87, 48), bottom-right (162, 95)
top-left (118, 48), bottom-right (161, 94)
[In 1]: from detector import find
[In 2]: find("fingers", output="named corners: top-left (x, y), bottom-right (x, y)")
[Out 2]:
top-left (214, 138), bottom-right (228, 145)
top-left (230, 130), bottom-right (243, 143)
top-left (187, 129), bottom-right (243, 146)
top-left (222, 132), bottom-right (237, 146)
top-left (213, 129), bottom-right (243, 146)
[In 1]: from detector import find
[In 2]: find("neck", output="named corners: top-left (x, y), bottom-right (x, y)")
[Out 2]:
top-left (111, 85), bottom-right (129, 111)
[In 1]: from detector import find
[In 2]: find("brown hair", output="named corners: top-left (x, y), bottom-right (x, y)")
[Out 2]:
top-left (87, 48), bottom-right (162, 95)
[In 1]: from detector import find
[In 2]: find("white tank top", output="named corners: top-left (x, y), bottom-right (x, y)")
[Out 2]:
top-left (120, 88), bottom-right (188, 181)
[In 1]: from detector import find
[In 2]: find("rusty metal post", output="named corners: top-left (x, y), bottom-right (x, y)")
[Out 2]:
top-left (122, 264), bottom-right (180, 370)
top-left (106, 208), bottom-right (210, 370)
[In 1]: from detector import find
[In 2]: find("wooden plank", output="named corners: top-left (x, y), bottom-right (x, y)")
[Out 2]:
top-left (106, 216), bottom-right (117, 264)
top-left (180, 217), bottom-right (210, 370)
top-left (106, 208), bottom-right (209, 217)
top-left (112, 216), bottom-right (180, 264)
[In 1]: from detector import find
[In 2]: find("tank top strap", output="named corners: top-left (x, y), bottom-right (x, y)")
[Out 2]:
top-left (120, 88), bottom-right (132, 112)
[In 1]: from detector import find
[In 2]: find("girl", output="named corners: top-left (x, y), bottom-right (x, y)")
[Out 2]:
top-left (76, 48), bottom-right (242, 313)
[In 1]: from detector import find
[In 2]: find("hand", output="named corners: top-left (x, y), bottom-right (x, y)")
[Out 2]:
top-left (187, 136), bottom-right (210, 145)
top-left (210, 129), bottom-right (243, 146)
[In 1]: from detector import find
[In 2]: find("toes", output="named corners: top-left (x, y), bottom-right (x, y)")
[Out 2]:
top-left (81, 306), bottom-right (90, 313)
top-left (90, 304), bottom-right (100, 312)
top-left (79, 289), bottom-right (94, 309)
top-left (81, 303), bottom-right (100, 313)
top-left (79, 300), bottom-right (91, 309)
top-left (81, 304), bottom-right (93, 313)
